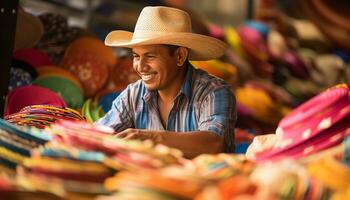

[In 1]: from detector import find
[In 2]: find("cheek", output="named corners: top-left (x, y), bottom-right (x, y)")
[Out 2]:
top-left (133, 63), bottom-right (138, 72)
top-left (159, 69), bottom-right (173, 84)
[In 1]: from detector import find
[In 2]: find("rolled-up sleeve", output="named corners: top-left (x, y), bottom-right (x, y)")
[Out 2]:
top-left (95, 86), bottom-right (134, 132)
top-left (198, 86), bottom-right (236, 152)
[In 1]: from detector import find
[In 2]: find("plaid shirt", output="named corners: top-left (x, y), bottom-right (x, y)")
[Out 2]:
top-left (96, 64), bottom-right (236, 152)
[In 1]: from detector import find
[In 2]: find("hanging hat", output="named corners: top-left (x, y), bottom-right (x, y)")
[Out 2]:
top-left (36, 66), bottom-right (84, 94)
top-left (11, 59), bottom-right (38, 78)
top-left (111, 57), bottom-right (139, 91)
top-left (13, 48), bottom-right (53, 68)
top-left (4, 85), bottom-right (66, 116)
top-left (8, 59), bottom-right (38, 91)
top-left (60, 51), bottom-right (109, 98)
top-left (244, 20), bottom-right (269, 40)
top-left (64, 37), bottom-right (116, 67)
top-left (237, 26), bottom-right (269, 61)
top-left (35, 13), bottom-right (84, 64)
top-left (105, 6), bottom-right (227, 61)
top-left (32, 75), bottom-right (84, 108)
top-left (15, 8), bottom-right (43, 50)
top-left (8, 68), bottom-right (33, 92)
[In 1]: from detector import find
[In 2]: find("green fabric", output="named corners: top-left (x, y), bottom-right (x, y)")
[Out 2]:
top-left (33, 75), bottom-right (83, 108)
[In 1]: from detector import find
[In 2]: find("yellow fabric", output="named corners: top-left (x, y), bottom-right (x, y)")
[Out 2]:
top-left (191, 60), bottom-right (237, 83)
top-left (331, 187), bottom-right (350, 200)
top-left (224, 26), bottom-right (246, 58)
top-left (0, 146), bottom-right (26, 164)
top-left (23, 156), bottom-right (110, 174)
top-left (307, 157), bottom-right (350, 191)
top-left (236, 86), bottom-right (288, 124)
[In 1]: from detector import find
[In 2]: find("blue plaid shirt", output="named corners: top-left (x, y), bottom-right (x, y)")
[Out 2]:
top-left (96, 63), bottom-right (236, 152)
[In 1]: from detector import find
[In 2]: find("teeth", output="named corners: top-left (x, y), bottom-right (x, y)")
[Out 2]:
top-left (141, 74), bottom-right (154, 81)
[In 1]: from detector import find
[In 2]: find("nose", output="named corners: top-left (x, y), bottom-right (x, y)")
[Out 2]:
top-left (134, 57), bottom-right (149, 72)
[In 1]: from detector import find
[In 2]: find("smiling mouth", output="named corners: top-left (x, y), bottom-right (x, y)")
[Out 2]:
top-left (141, 74), bottom-right (155, 81)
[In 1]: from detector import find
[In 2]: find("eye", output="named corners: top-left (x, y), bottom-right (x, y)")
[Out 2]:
top-left (133, 54), bottom-right (140, 60)
top-left (146, 54), bottom-right (155, 58)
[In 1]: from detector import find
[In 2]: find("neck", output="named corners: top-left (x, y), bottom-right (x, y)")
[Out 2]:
top-left (158, 63), bottom-right (187, 104)
top-left (158, 90), bottom-right (177, 105)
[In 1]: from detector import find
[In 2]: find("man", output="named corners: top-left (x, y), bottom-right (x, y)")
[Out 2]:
top-left (96, 6), bottom-right (236, 158)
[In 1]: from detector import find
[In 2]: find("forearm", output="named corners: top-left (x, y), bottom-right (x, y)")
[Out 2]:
top-left (157, 131), bottom-right (224, 158)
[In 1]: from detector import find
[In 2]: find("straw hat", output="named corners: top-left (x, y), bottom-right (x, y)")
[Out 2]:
top-left (105, 6), bottom-right (228, 61)
top-left (15, 8), bottom-right (43, 50)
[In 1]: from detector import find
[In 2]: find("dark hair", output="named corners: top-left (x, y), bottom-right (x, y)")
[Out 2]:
top-left (163, 45), bottom-right (189, 66)
top-left (163, 44), bottom-right (180, 55)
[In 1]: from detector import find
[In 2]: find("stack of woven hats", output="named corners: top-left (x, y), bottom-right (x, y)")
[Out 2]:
top-left (5, 105), bottom-right (84, 129)
top-left (0, 119), bottom-right (50, 173)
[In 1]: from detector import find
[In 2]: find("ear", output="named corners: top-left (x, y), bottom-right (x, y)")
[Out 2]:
top-left (176, 47), bottom-right (189, 66)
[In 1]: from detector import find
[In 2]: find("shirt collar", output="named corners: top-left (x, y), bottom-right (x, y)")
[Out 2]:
top-left (142, 87), bottom-right (156, 104)
top-left (142, 62), bottom-right (194, 103)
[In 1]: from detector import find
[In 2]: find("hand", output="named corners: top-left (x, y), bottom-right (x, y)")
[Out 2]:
top-left (235, 128), bottom-right (255, 143)
top-left (245, 134), bottom-right (279, 160)
top-left (115, 128), bottom-right (161, 142)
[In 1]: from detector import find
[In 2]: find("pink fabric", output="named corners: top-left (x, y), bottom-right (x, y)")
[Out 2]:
top-left (50, 120), bottom-right (115, 155)
top-left (256, 115), bottom-right (349, 162)
top-left (282, 96), bottom-right (350, 141)
top-left (279, 86), bottom-right (349, 129)
top-left (237, 26), bottom-right (269, 61)
top-left (13, 48), bottom-right (52, 67)
top-left (208, 23), bottom-right (225, 39)
top-left (255, 84), bottom-right (350, 162)
top-left (4, 85), bottom-right (66, 116)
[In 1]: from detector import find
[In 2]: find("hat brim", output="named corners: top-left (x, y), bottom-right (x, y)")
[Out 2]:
top-left (105, 30), bottom-right (228, 61)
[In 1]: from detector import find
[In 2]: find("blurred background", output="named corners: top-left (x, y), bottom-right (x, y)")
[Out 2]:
top-left (0, 1), bottom-right (349, 199)
top-left (1, 0), bottom-right (350, 150)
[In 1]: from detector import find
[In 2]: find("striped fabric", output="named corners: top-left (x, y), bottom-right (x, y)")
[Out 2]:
top-left (96, 64), bottom-right (236, 152)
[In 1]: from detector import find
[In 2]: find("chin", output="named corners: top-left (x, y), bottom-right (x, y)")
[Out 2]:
top-left (144, 84), bottom-right (158, 91)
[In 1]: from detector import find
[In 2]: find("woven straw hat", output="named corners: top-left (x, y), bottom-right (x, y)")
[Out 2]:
top-left (105, 6), bottom-right (228, 61)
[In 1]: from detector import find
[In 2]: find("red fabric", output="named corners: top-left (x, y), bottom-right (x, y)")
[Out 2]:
top-left (4, 85), bottom-right (66, 116)
top-left (13, 48), bottom-right (53, 67)
top-left (60, 51), bottom-right (109, 97)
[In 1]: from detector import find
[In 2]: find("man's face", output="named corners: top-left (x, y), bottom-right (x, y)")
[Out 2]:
top-left (132, 45), bottom-right (183, 92)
